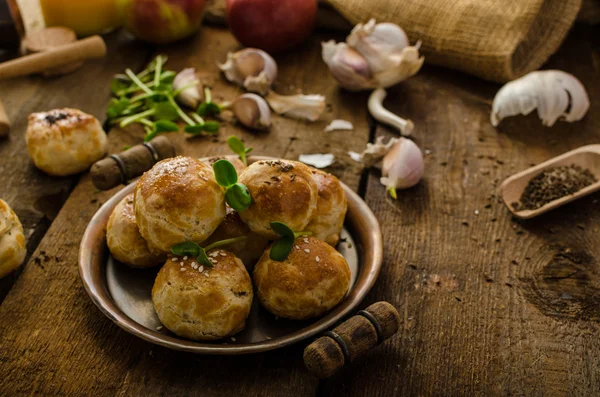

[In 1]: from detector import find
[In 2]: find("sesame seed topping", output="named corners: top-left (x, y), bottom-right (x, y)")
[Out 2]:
top-left (171, 257), bottom-right (177, 262)
top-left (209, 258), bottom-right (217, 263)
top-left (316, 256), bottom-right (320, 262)
top-left (180, 267), bottom-right (186, 271)
top-left (198, 266), bottom-right (204, 272)
top-left (192, 263), bottom-right (198, 269)
top-left (304, 249), bottom-right (310, 253)
top-left (183, 256), bottom-right (188, 260)
top-left (303, 238), bottom-right (309, 243)
top-left (266, 336), bottom-right (272, 340)
top-left (204, 272), bottom-right (209, 277)
top-left (180, 262), bottom-right (184, 266)
top-left (209, 252), bottom-right (219, 257)
top-left (156, 326), bottom-right (163, 331)
top-left (295, 245), bottom-right (300, 249)
top-left (220, 252), bottom-right (227, 257)
top-left (231, 337), bottom-right (236, 341)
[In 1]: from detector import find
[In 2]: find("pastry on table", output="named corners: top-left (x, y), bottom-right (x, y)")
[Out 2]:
top-left (238, 160), bottom-right (318, 238)
top-left (106, 193), bottom-right (165, 268)
top-left (203, 155), bottom-right (246, 175)
top-left (0, 199), bottom-right (26, 278)
top-left (152, 250), bottom-right (253, 340)
top-left (134, 156), bottom-right (226, 252)
top-left (25, 108), bottom-right (107, 176)
top-left (253, 236), bottom-right (350, 320)
top-left (202, 207), bottom-right (269, 270)
top-left (305, 169), bottom-right (347, 246)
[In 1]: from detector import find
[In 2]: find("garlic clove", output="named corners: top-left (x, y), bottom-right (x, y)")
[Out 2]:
top-left (321, 41), bottom-right (375, 91)
top-left (265, 91), bottom-right (325, 121)
top-left (348, 136), bottom-right (399, 167)
top-left (368, 88), bottom-right (414, 136)
top-left (218, 48), bottom-right (278, 95)
top-left (373, 43), bottom-right (424, 88)
top-left (324, 119), bottom-right (354, 132)
top-left (380, 137), bottom-right (424, 197)
top-left (173, 68), bottom-right (203, 108)
top-left (491, 70), bottom-right (590, 127)
top-left (232, 93), bottom-right (271, 130)
top-left (347, 19), bottom-right (410, 74)
top-left (298, 153), bottom-right (335, 168)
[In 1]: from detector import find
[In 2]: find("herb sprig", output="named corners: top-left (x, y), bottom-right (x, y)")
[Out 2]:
top-left (269, 222), bottom-right (311, 262)
top-left (171, 237), bottom-right (247, 268)
top-left (227, 135), bottom-right (253, 166)
top-left (212, 159), bottom-right (252, 212)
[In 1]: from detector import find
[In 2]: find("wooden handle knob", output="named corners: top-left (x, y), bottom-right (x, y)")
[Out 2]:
top-left (91, 136), bottom-right (177, 190)
top-left (0, 36), bottom-right (107, 80)
top-left (303, 301), bottom-right (400, 378)
top-left (0, 97), bottom-right (10, 138)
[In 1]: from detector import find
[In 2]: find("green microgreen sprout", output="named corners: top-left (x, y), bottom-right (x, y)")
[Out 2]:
top-left (171, 236), bottom-right (247, 268)
top-left (212, 159), bottom-right (252, 212)
top-left (269, 222), bottom-right (312, 262)
top-left (197, 87), bottom-right (230, 117)
top-left (226, 135), bottom-right (253, 166)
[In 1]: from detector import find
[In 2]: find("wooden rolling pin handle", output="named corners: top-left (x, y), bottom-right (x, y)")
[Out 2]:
top-left (0, 97), bottom-right (9, 138)
top-left (0, 36), bottom-right (107, 80)
top-left (303, 301), bottom-right (400, 379)
top-left (91, 136), bottom-right (176, 190)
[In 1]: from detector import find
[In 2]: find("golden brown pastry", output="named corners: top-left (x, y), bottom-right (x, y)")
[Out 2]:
top-left (305, 169), bottom-right (347, 246)
top-left (106, 194), bottom-right (165, 268)
top-left (0, 199), bottom-right (26, 278)
top-left (152, 250), bottom-right (253, 340)
top-left (253, 236), bottom-right (351, 320)
top-left (238, 160), bottom-right (318, 238)
top-left (25, 108), bottom-right (107, 176)
top-left (202, 207), bottom-right (269, 270)
top-left (203, 155), bottom-right (246, 175)
top-left (134, 156), bottom-right (226, 252)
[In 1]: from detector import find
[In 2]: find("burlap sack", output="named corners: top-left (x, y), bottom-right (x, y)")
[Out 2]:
top-left (206, 0), bottom-right (582, 83)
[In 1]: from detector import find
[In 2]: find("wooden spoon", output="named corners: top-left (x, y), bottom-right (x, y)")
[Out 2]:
top-left (500, 144), bottom-right (600, 219)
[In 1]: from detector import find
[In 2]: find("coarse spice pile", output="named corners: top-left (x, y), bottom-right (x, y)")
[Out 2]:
top-left (512, 165), bottom-right (597, 211)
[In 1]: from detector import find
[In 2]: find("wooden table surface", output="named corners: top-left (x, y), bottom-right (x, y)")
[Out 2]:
top-left (1, 24), bottom-right (599, 396)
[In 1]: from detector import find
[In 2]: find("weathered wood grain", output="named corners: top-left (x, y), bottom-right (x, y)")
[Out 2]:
top-left (317, 25), bottom-right (600, 397)
top-left (0, 27), bottom-right (370, 396)
top-left (0, 31), bottom-right (150, 303)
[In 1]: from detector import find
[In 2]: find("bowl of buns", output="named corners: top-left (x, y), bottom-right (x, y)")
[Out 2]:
top-left (79, 155), bottom-right (382, 354)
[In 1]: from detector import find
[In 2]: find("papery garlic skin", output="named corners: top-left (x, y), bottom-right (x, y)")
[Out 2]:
top-left (348, 136), bottom-right (399, 167)
top-left (218, 48), bottom-right (278, 95)
top-left (491, 70), bottom-right (590, 127)
top-left (322, 41), bottom-right (375, 91)
top-left (265, 91), bottom-right (325, 121)
top-left (173, 68), bottom-right (203, 108)
top-left (232, 93), bottom-right (271, 131)
top-left (325, 119), bottom-right (354, 132)
top-left (298, 153), bottom-right (335, 168)
top-left (347, 19), bottom-right (409, 74)
top-left (381, 137), bottom-right (424, 196)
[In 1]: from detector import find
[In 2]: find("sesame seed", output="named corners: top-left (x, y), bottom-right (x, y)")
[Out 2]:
top-left (180, 267), bottom-right (186, 271)
top-left (474, 210), bottom-right (480, 215)
top-left (183, 256), bottom-right (188, 260)
top-left (266, 336), bottom-right (272, 340)
top-left (303, 238), bottom-right (309, 243)
top-left (204, 272), bottom-right (209, 277)
top-left (316, 256), bottom-right (320, 262)
top-left (191, 262), bottom-right (197, 266)
top-left (209, 252), bottom-right (219, 257)
top-left (180, 262), bottom-right (184, 266)
top-left (198, 266), bottom-right (204, 272)
top-left (231, 337), bottom-right (236, 341)
top-left (220, 252), bottom-right (227, 257)
top-left (192, 263), bottom-right (198, 269)
top-left (304, 249), bottom-right (310, 253)
top-left (171, 257), bottom-right (177, 262)
top-left (294, 245), bottom-right (300, 249)
top-left (156, 326), bottom-right (163, 331)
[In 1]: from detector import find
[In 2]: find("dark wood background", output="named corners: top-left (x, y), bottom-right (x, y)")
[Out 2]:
top-left (0, 22), bottom-right (599, 396)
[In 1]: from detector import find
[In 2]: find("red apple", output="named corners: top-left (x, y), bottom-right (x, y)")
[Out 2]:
top-left (118, 0), bottom-right (206, 44)
top-left (226, 0), bottom-right (317, 53)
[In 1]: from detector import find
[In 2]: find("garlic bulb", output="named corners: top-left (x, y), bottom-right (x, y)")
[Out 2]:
top-left (173, 68), bottom-right (203, 108)
top-left (232, 93), bottom-right (271, 130)
top-left (265, 91), bottom-right (325, 121)
top-left (491, 70), bottom-right (590, 127)
top-left (368, 88), bottom-right (414, 136)
top-left (321, 19), bottom-right (424, 91)
top-left (381, 137), bottom-right (424, 198)
top-left (218, 48), bottom-right (278, 95)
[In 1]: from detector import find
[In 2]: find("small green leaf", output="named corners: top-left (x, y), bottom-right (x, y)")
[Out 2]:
top-left (184, 124), bottom-right (204, 134)
top-left (171, 242), bottom-right (201, 257)
top-left (227, 135), bottom-right (251, 165)
top-left (197, 102), bottom-right (221, 117)
top-left (106, 97), bottom-right (130, 119)
top-left (213, 159), bottom-right (238, 187)
top-left (270, 237), bottom-right (294, 262)
top-left (225, 183), bottom-right (252, 212)
top-left (270, 221), bottom-right (295, 240)
top-left (202, 121), bottom-right (220, 133)
top-left (154, 120), bottom-right (179, 133)
top-left (197, 249), bottom-right (213, 268)
top-left (110, 78), bottom-right (129, 95)
top-left (153, 101), bottom-right (179, 121)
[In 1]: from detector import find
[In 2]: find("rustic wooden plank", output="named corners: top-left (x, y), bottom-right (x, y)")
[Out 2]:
top-left (0, 31), bottom-right (151, 302)
top-left (0, 26), bottom-right (370, 396)
top-left (315, 25), bottom-right (600, 397)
